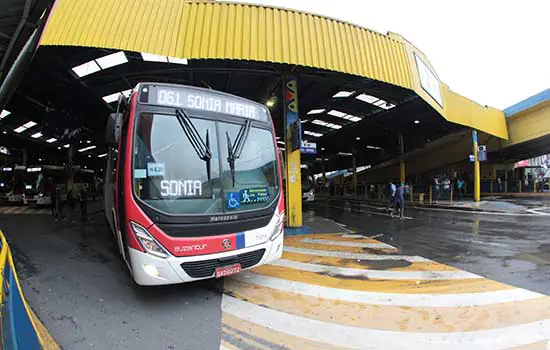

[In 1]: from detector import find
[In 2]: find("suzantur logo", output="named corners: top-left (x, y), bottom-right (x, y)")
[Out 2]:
top-left (174, 244), bottom-right (207, 253)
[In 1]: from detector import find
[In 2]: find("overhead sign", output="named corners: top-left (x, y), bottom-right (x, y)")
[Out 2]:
top-left (141, 85), bottom-right (269, 122)
top-left (415, 53), bottom-right (443, 107)
top-left (300, 141), bottom-right (317, 155)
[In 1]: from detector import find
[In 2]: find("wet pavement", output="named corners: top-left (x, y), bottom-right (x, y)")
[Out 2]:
top-left (1, 198), bottom-right (550, 349)
top-left (0, 203), bottom-right (222, 350)
top-left (307, 197), bottom-right (550, 295)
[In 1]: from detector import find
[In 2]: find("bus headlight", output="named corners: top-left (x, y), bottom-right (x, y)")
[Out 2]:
top-left (270, 213), bottom-right (284, 241)
top-left (130, 222), bottom-right (169, 258)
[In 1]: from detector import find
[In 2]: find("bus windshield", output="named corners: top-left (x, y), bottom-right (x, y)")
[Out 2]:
top-left (132, 113), bottom-right (279, 215)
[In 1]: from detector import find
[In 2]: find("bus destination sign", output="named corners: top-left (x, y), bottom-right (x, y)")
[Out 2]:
top-left (143, 85), bottom-right (269, 122)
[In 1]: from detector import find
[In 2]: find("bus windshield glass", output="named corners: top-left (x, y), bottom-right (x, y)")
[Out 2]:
top-left (132, 113), bottom-right (279, 215)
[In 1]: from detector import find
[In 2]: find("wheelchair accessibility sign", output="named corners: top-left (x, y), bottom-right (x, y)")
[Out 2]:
top-left (226, 192), bottom-right (241, 209)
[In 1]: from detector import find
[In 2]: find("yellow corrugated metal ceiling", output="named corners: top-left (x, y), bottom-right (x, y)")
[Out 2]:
top-left (39, 0), bottom-right (508, 139)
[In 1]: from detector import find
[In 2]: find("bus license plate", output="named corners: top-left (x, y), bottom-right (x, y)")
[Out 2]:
top-left (215, 263), bottom-right (241, 278)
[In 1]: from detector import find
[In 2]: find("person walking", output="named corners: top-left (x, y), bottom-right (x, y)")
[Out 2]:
top-left (433, 176), bottom-right (441, 203)
top-left (50, 184), bottom-right (57, 219)
top-left (392, 183), bottom-right (405, 219)
top-left (388, 180), bottom-right (396, 211)
top-left (79, 188), bottom-right (88, 221)
top-left (457, 178), bottom-right (465, 199)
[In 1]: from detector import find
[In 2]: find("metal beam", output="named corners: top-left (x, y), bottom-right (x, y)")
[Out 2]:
top-left (0, 0), bottom-right (32, 77)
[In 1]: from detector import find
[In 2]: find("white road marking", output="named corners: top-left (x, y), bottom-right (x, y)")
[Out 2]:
top-left (341, 233), bottom-right (386, 239)
top-left (235, 272), bottom-right (544, 307)
top-left (527, 209), bottom-right (550, 216)
top-left (222, 295), bottom-right (550, 350)
top-left (300, 238), bottom-right (397, 250)
top-left (271, 259), bottom-right (482, 280)
top-left (284, 246), bottom-right (431, 262)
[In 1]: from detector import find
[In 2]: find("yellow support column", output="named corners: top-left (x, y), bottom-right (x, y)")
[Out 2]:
top-left (283, 77), bottom-right (302, 227)
top-left (472, 130), bottom-right (480, 202)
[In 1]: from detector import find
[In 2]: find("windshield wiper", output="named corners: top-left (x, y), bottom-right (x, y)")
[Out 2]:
top-left (175, 109), bottom-right (212, 181)
top-left (226, 119), bottom-right (252, 187)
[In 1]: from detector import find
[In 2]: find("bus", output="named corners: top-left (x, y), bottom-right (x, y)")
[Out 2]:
top-left (6, 166), bottom-right (26, 204)
top-left (23, 165), bottom-right (66, 205)
top-left (104, 83), bottom-right (284, 286)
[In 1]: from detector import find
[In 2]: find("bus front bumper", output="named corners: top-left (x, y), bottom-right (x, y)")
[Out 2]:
top-left (128, 233), bottom-right (284, 286)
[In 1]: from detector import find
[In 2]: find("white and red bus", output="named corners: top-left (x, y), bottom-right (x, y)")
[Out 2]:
top-left (104, 83), bottom-right (285, 286)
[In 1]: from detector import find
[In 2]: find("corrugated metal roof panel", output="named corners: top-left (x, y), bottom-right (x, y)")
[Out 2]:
top-left (40, 0), bottom-right (413, 89)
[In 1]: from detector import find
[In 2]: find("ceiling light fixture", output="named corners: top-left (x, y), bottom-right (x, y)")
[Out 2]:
top-left (307, 109), bottom-right (325, 115)
top-left (333, 91), bottom-right (355, 98)
top-left (0, 110), bottom-right (11, 119)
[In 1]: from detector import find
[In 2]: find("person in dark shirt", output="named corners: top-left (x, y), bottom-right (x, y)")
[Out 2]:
top-left (392, 184), bottom-right (405, 220)
top-left (79, 188), bottom-right (88, 221)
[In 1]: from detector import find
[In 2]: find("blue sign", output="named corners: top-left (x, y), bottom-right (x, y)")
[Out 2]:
top-left (300, 141), bottom-right (317, 155)
top-left (469, 154), bottom-right (475, 162)
top-left (147, 162), bottom-right (165, 177)
top-left (226, 192), bottom-right (241, 209)
top-left (240, 187), bottom-right (270, 204)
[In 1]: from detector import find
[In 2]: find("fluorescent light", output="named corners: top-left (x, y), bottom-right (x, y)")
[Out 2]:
top-left (277, 141), bottom-right (285, 145)
top-left (321, 148), bottom-right (325, 151)
top-left (96, 51), bottom-right (127, 69)
top-left (98, 153), bottom-right (108, 158)
top-left (328, 110), bottom-right (346, 118)
top-left (3, 167), bottom-right (13, 171)
top-left (63, 144), bottom-right (70, 148)
top-left (31, 132), bottom-right (43, 138)
top-left (0, 110), bottom-right (11, 119)
top-left (57, 147), bottom-right (61, 150)
top-left (356, 94), bottom-right (379, 104)
top-left (23, 121), bottom-right (37, 129)
top-left (14, 126), bottom-right (26, 133)
top-left (356, 137), bottom-right (360, 140)
top-left (141, 52), bottom-right (168, 63)
top-left (366, 145), bottom-right (383, 150)
top-left (46, 138), bottom-right (57, 143)
top-left (313, 119), bottom-right (341, 129)
top-left (121, 89), bottom-right (132, 97)
top-left (338, 152), bottom-right (353, 156)
top-left (348, 116), bottom-right (362, 122)
top-left (307, 109), bottom-right (325, 115)
top-left (102, 92), bottom-right (121, 103)
top-left (86, 140), bottom-right (91, 144)
top-left (414, 120), bottom-right (420, 124)
top-left (304, 130), bottom-right (323, 137)
top-left (2, 131), bottom-right (6, 134)
top-left (312, 119), bottom-right (327, 126)
top-left (88, 155), bottom-right (92, 158)
top-left (72, 60), bottom-right (101, 77)
top-left (333, 91), bottom-right (354, 98)
top-left (167, 57), bottom-right (188, 65)
top-left (78, 145), bottom-right (96, 152)
top-left (356, 93), bottom-right (396, 110)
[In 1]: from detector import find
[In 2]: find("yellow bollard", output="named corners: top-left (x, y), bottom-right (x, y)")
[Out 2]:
top-left (450, 187), bottom-right (454, 204)
top-left (429, 186), bottom-right (433, 204)
top-left (490, 181), bottom-right (493, 193)
top-left (534, 181), bottom-right (537, 193)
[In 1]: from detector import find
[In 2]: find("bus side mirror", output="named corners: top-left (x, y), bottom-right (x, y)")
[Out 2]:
top-left (105, 113), bottom-right (122, 144)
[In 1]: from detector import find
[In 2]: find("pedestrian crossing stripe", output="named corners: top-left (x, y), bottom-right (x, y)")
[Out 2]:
top-left (282, 251), bottom-right (458, 271)
top-left (221, 232), bottom-right (550, 349)
top-left (0, 206), bottom-right (49, 215)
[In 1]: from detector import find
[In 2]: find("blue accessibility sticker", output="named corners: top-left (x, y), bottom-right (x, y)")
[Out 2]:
top-left (240, 187), bottom-right (270, 204)
top-left (226, 192), bottom-right (241, 209)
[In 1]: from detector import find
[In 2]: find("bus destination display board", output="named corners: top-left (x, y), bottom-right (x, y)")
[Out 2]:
top-left (141, 85), bottom-right (269, 122)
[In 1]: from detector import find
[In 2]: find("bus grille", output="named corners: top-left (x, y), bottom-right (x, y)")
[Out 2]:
top-left (180, 249), bottom-right (266, 278)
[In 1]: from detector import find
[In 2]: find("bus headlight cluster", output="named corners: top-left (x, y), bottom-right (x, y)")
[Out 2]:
top-left (130, 222), bottom-right (169, 258)
top-left (270, 212), bottom-right (284, 241)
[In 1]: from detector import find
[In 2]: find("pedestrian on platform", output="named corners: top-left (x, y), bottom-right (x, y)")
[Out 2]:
top-left (79, 188), bottom-right (88, 221)
top-left (434, 176), bottom-right (441, 203)
top-left (457, 178), bottom-right (465, 199)
top-left (391, 183), bottom-right (405, 219)
top-left (388, 180), bottom-right (396, 211)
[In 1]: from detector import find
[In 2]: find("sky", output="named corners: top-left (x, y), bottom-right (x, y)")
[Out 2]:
top-left (222, 0), bottom-right (549, 110)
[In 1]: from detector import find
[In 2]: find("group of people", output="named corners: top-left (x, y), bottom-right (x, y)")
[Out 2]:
top-left (51, 186), bottom-right (89, 221)
top-left (433, 175), bottom-right (466, 201)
